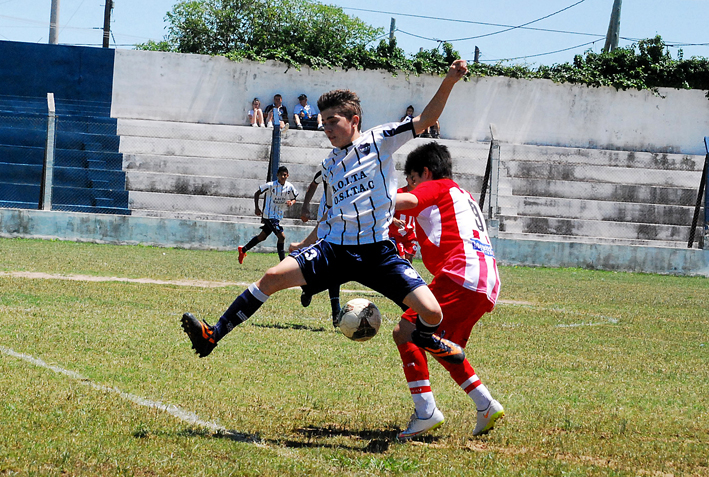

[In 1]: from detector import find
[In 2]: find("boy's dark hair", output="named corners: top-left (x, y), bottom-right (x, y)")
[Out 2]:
top-left (404, 142), bottom-right (453, 180)
top-left (317, 89), bottom-right (362, 131)
top-left (277, 166), bottom-right (289, 174)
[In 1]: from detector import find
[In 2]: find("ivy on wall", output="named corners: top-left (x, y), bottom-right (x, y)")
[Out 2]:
top-left (137, 0), bottom-right (709, 98)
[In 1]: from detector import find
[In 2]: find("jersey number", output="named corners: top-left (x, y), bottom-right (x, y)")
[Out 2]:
top-left (468, 198), bottom-right (486, 233)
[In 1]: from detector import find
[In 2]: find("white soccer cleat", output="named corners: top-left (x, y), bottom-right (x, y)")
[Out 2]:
top-left (397, 408), bottom-right (445, 440)
top-left (473, 399), bottom-right (504, 436)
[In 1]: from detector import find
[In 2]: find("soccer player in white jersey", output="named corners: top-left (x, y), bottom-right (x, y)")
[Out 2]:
top-left (181, 61), bottom-right (469, 379)
top-left (237, 166), bottom-right (298, 263)
top-left (394, 142), bottom-right (503, 439)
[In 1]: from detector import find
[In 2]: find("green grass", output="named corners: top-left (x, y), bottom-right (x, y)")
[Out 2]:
top-left (1, 237), bottom-right (708, 476)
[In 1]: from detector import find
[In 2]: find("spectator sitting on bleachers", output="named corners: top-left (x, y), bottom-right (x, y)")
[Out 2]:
top-left (293, 94), bottom-right (323, 131)
top-left (264, 94), bottom-right (289, 130)
top-left (401, 105), bottom-right (440, 138)
top-left (248, 98), bottom-right (265, 127)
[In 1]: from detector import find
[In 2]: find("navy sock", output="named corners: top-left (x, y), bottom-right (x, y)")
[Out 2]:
top-left (277, 242), bottom-right (285, 261)
top-left (212, 284), bottom-right (269, 341)
top-left (328, 286), bottom-right (341, 315)
top-left (243, 236), bottom-right (260, 253)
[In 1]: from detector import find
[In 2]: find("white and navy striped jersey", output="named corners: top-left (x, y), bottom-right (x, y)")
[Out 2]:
top-left (317, 121), bottom-right (416, 245)
top-left (259, 180), bottom-right (298, 220)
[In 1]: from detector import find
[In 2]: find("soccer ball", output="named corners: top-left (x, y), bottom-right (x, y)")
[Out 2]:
top-left (335, 298), bottom-right (382, 342)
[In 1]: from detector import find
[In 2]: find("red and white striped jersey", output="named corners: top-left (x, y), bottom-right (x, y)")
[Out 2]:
top-left (388, 186), bottom-right (417, 242)
top-left (408, 178), bottom-right (500, 304)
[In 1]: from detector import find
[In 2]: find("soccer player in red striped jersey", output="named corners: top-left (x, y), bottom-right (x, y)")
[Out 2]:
top-left (394, 141), bottom-right (504, 439)
top-left (388, 175), bottom-right (418, 263)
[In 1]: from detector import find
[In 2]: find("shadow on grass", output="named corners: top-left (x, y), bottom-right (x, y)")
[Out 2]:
top-left (203, 424), bottom-right (441, 453)
top-left (163, 424), bottom-right (440, 453)
top-left (251, 322), bottom-right (327, 332)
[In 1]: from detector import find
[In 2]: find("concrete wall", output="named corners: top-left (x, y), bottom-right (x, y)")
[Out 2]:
top-left (2, 208), bottom-right (708, 277)
top-left (112, 49), bottom-right (709, 155)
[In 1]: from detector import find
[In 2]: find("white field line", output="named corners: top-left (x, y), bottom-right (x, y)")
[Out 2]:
top-left (497, 302), bottom-right (619, 328)
top-left (0, 345), bottom-right (259, 442)
top-left (1, 271), bottom-right (616, 327)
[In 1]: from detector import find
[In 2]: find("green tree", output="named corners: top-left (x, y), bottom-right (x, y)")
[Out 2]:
top-left (139, 5), bottom-right (709, 98)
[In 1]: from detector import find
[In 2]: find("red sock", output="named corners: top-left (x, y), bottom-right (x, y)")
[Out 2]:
top-left (397, 341), bottom-right (436, 418)
top-left (437, 357), bottom-right (492, 410)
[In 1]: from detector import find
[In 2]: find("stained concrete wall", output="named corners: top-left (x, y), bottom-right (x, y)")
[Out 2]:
top-left (111, 49), bottom-right (709, 155)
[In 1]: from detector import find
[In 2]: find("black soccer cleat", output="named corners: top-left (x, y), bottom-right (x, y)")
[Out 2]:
top-left (181, 312), bottom-right (217, 358)
top-left (412, 331), bottom-right (466, 365)
top-left (300, 290), bottom-right (312, 308)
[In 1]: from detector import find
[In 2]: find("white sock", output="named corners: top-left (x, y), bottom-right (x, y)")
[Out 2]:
top-left (468, 383), bottom-right (493, 411)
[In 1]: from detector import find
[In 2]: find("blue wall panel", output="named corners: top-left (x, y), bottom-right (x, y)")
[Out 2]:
top-left (0, 40), bottom-right (115, 104)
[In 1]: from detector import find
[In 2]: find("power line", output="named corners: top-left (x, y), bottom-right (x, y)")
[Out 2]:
top-left (444, 0), bottom-right (588, 42)
top-left (343, 5), bottom-right (604, 39)
top-left (478, 39), bottom-right (600, 63)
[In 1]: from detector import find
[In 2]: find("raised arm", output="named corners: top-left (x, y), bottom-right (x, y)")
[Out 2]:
top-left (412, 59), bottom-right (468, 136)
top-left (300, 181), bottom-right (319, 222)
top-left (395, 192), bottom-right (419, 211)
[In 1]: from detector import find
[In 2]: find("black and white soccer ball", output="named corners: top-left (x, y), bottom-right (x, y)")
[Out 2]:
top-left (334, 298), bottom-right (382, 342)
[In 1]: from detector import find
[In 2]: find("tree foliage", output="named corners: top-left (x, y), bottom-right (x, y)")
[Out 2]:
top-left (138, 1), bottom-right (709, 98)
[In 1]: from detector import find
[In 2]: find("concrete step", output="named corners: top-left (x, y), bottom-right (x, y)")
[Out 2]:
top-left (117, 118), bottom-right (334, 148)
top-left (508, 177), bottom-right (698, 206)
top-left (506, 143), bottom-right (705, 171)
top-left (119, 135), bottom-right (271, 160)
top-left (130, 208), bottom-right (311, 227)
top-left (125, 169), bottom-right (321, 196)
top-left (495, 231), bottom-right (700, 249)
top-left (503, 159), bottom-right (701, 188)
top-left (128, 191), bottom-right (305, 219)
top-left (499, 215), bottom-right (690, 242)
top-left (503, 195), bottom-right (695, 226)
top-left (123, 155), bottom-right (320, 182)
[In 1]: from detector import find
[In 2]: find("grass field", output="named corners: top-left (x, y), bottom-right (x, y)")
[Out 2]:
top-left (1, 237), bottom-right (708, 476)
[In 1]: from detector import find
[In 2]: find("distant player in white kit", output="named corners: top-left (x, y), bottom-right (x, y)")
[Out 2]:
top-left (181, 60), bottom-right (470, 389)
top-left (394, 141), bottom-right (504, 439)
top-left (237, 165), bottom-right (298, 263)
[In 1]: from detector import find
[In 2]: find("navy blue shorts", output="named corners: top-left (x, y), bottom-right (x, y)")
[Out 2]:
top-left (290, 239), bottom-right (426, 310)
top-left (260, 218), bottom-right (283, 236)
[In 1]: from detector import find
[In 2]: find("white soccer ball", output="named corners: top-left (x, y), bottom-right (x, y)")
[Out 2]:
top-left (335, 298), bottom-right (382, 342)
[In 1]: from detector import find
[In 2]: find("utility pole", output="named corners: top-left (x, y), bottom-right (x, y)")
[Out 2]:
top-left (603, 0), bottom-right (622, 53)
top-left (474, 46), bottom-right (480, 63)
top-left (102, 0), bottom-right (113, 48)
top-left (389, 18), bottom-right (396, 47)
top-left (49, 0), bottom-right (60, 44)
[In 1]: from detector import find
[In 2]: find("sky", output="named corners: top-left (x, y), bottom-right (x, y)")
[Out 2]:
top-left (1, 0), bottom-right (707, 66)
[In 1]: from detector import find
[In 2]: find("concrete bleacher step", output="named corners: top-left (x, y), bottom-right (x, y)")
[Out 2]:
top-left (502, 159), bottom-right (700, 188)
top-left (128, 191), bottom-right (303, 220)
top-left (500, 215), bottom-right (691, 243)
top-left (505, 144), bottom-right (705, 171)
top-left (508, 177), bottom-right (698, 206)
top-left (496, 231), bottom-right (700, 249)
top-left (501, 195), bottom-right (695, 226)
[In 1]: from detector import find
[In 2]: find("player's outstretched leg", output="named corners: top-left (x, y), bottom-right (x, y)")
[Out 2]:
top-left (181, 283), bottom-right (270, 357)
top-left (411, 315), bottom-right (465, 364)
top-left (181, 313), bottom-right (217, 358)
top-left (473, 399), bottom-right (504, 436)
